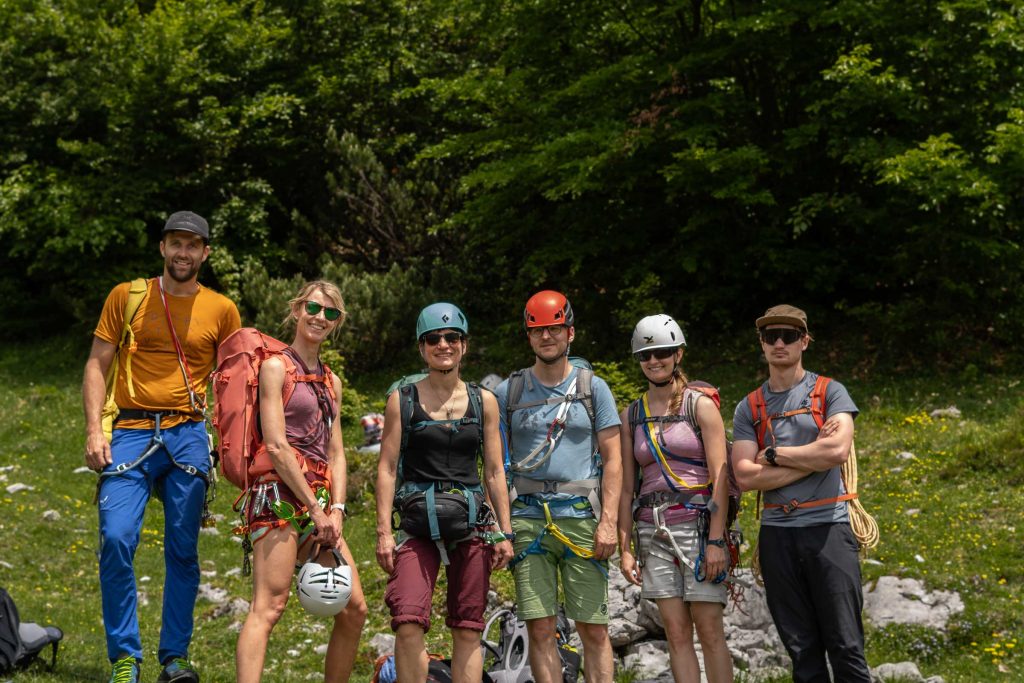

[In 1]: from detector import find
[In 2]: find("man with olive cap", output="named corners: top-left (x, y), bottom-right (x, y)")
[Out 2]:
top-left (731, 305), bottom-right (870, 683)
top-left (82, 211), bottom-right (240, 683)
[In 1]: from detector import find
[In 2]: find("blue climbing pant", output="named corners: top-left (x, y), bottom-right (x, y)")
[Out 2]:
top-left (97, 420), bottom-right (209, 664)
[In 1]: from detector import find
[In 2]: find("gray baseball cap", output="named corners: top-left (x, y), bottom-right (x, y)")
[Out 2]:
top-left (162, 210), bottom-right (210, 241)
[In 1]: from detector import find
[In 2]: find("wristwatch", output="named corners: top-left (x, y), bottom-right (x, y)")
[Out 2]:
top-left (330, 503), bottom-right (347, 516)
top-left (706, 538), bottom-right (727, 548)
top-left (764, 446), bottom-right (779, 467)
top-left (502, 531), bottom-right (516, 542)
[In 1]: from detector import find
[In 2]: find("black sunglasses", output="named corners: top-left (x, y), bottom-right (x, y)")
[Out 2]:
top-left (760, 328), bottom-right (804, 345)
top-left (422, 331), bottom-right (464, 346)
top-left (304, 300), bottom-right (342, 321)
top-left (634, 347), bottom-right (677, 362)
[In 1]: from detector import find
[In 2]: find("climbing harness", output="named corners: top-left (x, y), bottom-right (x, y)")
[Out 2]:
top-left (508, 502), bottom-right (608, 579)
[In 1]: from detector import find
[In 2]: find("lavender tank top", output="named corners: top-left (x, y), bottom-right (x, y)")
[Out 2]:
top-left (282, 348), bottom-right (336, 464)
top-left (633, 388), bottom-right (710, 524)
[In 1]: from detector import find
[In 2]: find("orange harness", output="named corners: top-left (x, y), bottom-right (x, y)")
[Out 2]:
top-left (746, 375), bottom-right (858, 514)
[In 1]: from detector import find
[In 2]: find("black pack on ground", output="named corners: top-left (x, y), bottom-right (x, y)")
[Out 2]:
top-left (0, 587), bottom-right (63, 673)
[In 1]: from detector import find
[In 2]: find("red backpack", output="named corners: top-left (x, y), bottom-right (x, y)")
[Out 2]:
top-left (211, 328), bottom-right (336, 490)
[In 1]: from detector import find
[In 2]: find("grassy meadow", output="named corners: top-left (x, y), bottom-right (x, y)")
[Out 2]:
top-left (0, 336), bottom-right (1021, 682)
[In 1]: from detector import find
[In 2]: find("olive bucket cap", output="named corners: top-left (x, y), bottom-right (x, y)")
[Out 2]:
top-left (755, 304), bottom-right (808, 332)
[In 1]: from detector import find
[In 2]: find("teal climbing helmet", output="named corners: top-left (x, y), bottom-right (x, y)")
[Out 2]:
top-left (415, 302), bottom-right (469, 340)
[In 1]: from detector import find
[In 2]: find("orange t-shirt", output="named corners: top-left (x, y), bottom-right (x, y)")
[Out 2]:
top-left (95, 278), bottom-right (241, 429)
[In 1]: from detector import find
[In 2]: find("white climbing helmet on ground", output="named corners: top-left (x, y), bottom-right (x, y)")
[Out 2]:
top-left (296, 548), bottom-right (352, 617)
top-left (631, 314), bottom-right (686, 354)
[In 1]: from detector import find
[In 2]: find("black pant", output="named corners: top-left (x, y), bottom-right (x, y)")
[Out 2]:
top-left (759, 523), bottom-right (871, 683)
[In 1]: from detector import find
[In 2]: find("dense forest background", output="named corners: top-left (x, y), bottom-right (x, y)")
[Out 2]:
top-left (2, 0), bottom-right (1022, 374)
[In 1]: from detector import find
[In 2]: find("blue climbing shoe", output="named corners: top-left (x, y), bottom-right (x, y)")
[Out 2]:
top-left (109, 655), bottom-right (140, 683)
top-left (157, 657), bottom-right (199, 682)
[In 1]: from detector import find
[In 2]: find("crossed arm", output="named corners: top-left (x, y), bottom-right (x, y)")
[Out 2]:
top-left (733, 413), bottom-right (854, 492)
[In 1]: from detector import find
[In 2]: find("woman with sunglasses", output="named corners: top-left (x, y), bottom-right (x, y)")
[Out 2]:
top-left (375, 302), bottom-right (514, 683)
top-left (616, 315), bottom-right (733, 683)
top-left (237, 281), bottom-right (367, 683)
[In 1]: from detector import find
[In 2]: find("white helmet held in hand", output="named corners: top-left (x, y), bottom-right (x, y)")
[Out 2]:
top-left (631, 314), bottom-right (686, 354)
top-left (296, 548), bottom-right (352, 617)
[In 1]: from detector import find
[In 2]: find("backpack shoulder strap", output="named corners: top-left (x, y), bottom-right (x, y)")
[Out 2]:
top-left (627, 397), bottom-right (643, 436)
top-left (397, 383), bottom-right (416, 482)
top-left (682, 388), bottom-right (702, 438)
top-left (504, 369), bottom-right (527, 453)
top-left (809, 375), bottom-right (832, 429)
top-left (467, 381), bottom-right (485, 457)
top-left (575, 367), bottom-right (596, 434)
top-left (746, 386), bottom-right (769, 449)
top-left (115, 277), bottom-right (150, 400)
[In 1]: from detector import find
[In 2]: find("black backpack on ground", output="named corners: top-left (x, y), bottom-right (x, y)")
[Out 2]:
top-left (0, 587), bottom-right (63, 673)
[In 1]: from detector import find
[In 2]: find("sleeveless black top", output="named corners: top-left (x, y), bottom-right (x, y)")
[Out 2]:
top-left (403, 384), bottom-right (482, 486)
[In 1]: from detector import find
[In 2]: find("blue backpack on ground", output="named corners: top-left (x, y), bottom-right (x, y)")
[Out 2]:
top-left (0, 587), bottom-right (63, 673)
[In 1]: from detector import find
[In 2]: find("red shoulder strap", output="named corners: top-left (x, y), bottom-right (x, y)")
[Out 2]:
top-left (746, 387), bottom-right (769, 449)
top-left (809, 375), bottom-right (831, 429)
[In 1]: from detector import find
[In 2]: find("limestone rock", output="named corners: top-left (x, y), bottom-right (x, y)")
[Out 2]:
top-left (863, 577), bottom-right (963, 630)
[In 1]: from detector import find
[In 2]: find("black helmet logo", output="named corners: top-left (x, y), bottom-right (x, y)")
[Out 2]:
top-left (644, 335), bottom-right (654, 343)
top-left (441, 313), bottom-right (450, 323)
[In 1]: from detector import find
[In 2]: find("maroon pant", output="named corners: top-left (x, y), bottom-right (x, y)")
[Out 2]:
top-left (385, 536), bottom-right (493, 632)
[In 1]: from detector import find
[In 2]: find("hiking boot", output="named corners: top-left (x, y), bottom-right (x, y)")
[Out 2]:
top-left (108, 655), bottom-right (140, 683)
top-left (156, 657), bottom-right (199, 682)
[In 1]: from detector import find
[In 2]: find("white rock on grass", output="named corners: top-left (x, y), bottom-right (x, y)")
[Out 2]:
top-left (863, 577), bottom-right (964, 630)
top-left (368, 632), bottom-right (395, 657)
top-left (872, 661), bottom-right (924, 682)
top-left (896, 451), bottom-right (916, 460)
top-left (200, 526), bottom-right (220, 536)
top-left (42, 509), bottom-right (61, 521)
top-left (928, 406), bottom-right (961, 419)
top-left (0, 561), bottom-right (13, 570)
top-left (622, 640), bottom-right (671, 679)
top-left (314, 644), bottom-right (329, 655)
top-left (210, 598), bottom-right (250, 619)
top-left (197, 583), bottom-right (229, 604)
top-left (5, 483), bottom-right (34, 494)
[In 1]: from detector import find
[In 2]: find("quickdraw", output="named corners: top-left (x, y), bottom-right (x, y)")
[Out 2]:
top-left (511, 377), bottom-right (578, 474)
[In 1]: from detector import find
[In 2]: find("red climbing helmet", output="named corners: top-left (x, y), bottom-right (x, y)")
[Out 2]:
top-left (523, 290), bottom-right (574, 329)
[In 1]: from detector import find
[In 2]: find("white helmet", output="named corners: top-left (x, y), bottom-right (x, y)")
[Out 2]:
top-left (296, 548), bottom-right (352, 617)
top-left (631, 314), bottom-right (686, 354)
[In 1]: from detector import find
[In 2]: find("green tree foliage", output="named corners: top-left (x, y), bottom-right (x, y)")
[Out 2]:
top-left (1, 0), bottom-right (1021, 369)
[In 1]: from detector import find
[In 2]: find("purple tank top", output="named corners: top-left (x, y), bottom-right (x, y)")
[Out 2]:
top-left (633, 388), bottom-right (710, 524)
top-left (282, 348), bottom-right (336, 464)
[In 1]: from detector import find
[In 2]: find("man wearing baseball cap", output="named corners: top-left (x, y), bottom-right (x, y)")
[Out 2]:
top-left (82, 210), bottom-right (239, 683)
top-left (731, 305), bottom-right (870, 682)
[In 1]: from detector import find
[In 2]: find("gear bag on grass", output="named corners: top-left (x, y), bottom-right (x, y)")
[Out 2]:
top-left (386, 375), bottom-right (491, 546)
top-left (0, 588), bottom-right (63, 674)
top-left (484, 606), bottom-right (580, 683)
top-left (212, 327), bottom-right (336, 490)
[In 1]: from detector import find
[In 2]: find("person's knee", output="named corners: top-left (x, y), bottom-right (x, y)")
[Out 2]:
top-left (395, 623), bottom-right (426, 649)
top-left (336, 597), bottom-right (368, 631)
top-left (252, 592), bottom-right (289, 628)
top-left (574, 621), bottom-right (610, 648)
top-left (526, 617), bottom-right (556, 643)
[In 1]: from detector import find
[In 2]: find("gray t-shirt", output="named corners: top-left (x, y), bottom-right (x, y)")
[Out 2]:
top-left (733, 371), bottom-right (858, 527)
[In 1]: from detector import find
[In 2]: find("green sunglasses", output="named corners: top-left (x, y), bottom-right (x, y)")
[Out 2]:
top-left (305, 300), bottom-right (342, 321)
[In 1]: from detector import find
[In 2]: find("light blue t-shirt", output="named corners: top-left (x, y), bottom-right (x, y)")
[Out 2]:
top-left (733, 371), bottom-right (858, 527)
top-left (495, 366), bottom-right (620, 519)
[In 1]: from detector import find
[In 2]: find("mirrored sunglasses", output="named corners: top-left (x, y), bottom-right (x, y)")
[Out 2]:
top-left (304, 301), bottom-right (342, 321)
